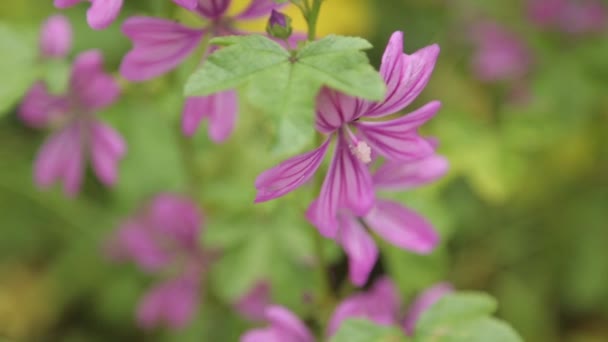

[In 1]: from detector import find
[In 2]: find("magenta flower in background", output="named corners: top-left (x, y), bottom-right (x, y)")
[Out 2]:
top-left (19, 50), bottom-right (124, 196)
top-left (402, 282), bottom-right (454, 335)
top-left (334, 150), bottom-right (448, 286)
top-left (106, 193), bottom-right (208, 330)
top-left (120, 0), bottom-right (287, 142)
top-left (255, 31), bottom-right (440, 237)
top-left (470, 21), bottom-right (532, 83)
top-left (235, 281), bottom-right (272, 322)
top-left (328, 277), bottom-right (453, 337)
top-left (528, 0), bottom-right (607, 34)
top-left (240, 305), bottom-right (315, 342)
top-left (39, 15), bottom-right (72, 59)
top-left (54, 0), bottom-right (123, 30)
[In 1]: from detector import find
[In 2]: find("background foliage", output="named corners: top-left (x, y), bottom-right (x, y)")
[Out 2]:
top-left (1, 0), bottom-right (607, 341)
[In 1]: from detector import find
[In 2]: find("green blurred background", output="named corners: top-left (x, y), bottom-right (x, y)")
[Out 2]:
top-left (1, 0), bottom-right (607, 341)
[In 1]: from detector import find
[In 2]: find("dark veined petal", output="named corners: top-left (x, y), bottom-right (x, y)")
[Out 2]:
top-left (366, 31), bottom-right (440, 118)
top-left (235, 0), bottom-right (287, 20)
top-left (255, 138), bottom-right (331, 202)
top-left (306, 133), bottom-right (375, 238)
top-left (356, 101), bottom-right (440, 161)
top-left (120, 17), bottom-right (204, 81)
top-left (315, 87), bottom-right (368, 133)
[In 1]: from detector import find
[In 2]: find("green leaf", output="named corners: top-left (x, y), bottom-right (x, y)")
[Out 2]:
top-left (330, 319), bottom-right (407, 342)
top-left (414, 292), bottom-right (522, 342)
top-left (184, 34), bottom-right (385, 155)
top-left (0, 24), bottom-right (37, 116)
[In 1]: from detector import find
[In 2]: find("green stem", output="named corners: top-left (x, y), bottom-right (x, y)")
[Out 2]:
top-left (307, 0), bottom-right (323, 41)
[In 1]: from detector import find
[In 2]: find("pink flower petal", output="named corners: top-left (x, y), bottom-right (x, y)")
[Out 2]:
top-left (306, 134), bottom-right (375, 238)
top-left (39, 15), bottom-right (72, 58)
top-left (315, 87), bottom-right (368, 134)
top-left (365, 200), bottom-right (439, 254)
top-left (373, 154), bottom-right (449, 191)
top-left (137, 275), bottom-right (200, 330)
top-left (147, 193), bottom-right (204, 250)
top-left (402, 282), bottom-right (453, 335)
top-left (90, 121), bottom-right (126, 186)
top-left (182, 90), bottom-right (238, 142)
top-left (34, 123), bottom-right (84, 196)
top-left (173, 0), bottom-right (198, 10)
top-left (235, 0), bottom-right (286, 20)
top-left (337, 213), bottom-right (378, 286)
top-left (266, 306), bottom-right (315, 342)
top-left (54, 0), bottom-right (83, 8)
top-left (120, 17), bottom-right (204, 81)
top-left (235, 281), bottom-right (272, 321)
top-left (87, 0), bottom-right (123, 30)
top-left (241, 329), bottom-right (280, 342)
top-left (70, 50), bottom-right (120, 110)
top-left (327, 276), bottom-right (400, 336)
top-left (255, 138), bottom-right (330, 202)
top-left (195, 0), bottom-right (231, 19)
top-left (19, 82), bottom-right (68, 128)
top-left (112, 219), bottom-right (173, 271)
top-left (366, 32), bottom-right (440, 118)
top-left (356, 101), bottom-right (440, 161)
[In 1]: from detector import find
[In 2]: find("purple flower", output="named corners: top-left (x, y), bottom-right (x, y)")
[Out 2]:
top-left (235, 281), bottom-right (272, 322)
top-left (54, 0), bottom-right (123, 30)
top-left (240, 306), bottom-right (315, 342)
top-left (528, 0), bottom-right (607, 34)
top-left (119, 0), bottom-right (287, 142)
top-left (39, 15), bottom-right (72, 59)
top-left (107, 193), bottom-right (208, 330)
top-left (255, 31), bottom-right (440, 237)
top-left (335, 151), bottom-right (448, 286)
top-left (19, 50), bottom-right (124, 196)
top-left (328, 277), bottom-right (453, 337)
top-left (470, 22), bottom-right (532, 83)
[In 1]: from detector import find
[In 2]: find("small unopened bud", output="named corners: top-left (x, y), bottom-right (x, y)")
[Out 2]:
top-left (40, 15), bottom-right (72, 59)
top-left (351, 141), bottom-right (372, 164)
top-left (266, 10), bottom-right (293, 40)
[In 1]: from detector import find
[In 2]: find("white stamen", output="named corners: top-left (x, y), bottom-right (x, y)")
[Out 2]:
top-left (351, 141), bottom-right (372, 164)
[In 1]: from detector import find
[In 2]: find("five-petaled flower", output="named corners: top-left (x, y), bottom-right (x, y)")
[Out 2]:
top-left (19, 50), bottom-right (124, 196)
top-left (120, 0), bottom-right (290, 143)
top-left (106, 193), bottom-right (208, 330)
top-left (54, 0), bottom-right (124, 30)
top-left (255, 31), bottom-right (441, 238)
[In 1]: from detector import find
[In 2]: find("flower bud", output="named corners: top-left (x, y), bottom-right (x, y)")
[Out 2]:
top-left (266, 10), bottom-right (293, 40)
top-left (39, 15), bottom-right (72, 59)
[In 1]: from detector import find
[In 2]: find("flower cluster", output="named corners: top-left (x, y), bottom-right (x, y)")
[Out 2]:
top-left (106, 194), bottom-right (209, 329)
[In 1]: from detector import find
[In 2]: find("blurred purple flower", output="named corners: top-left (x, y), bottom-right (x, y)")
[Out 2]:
top-left (255, 31), bottom-right (440, 238)
top-left (120, 0), bottom-right (288, 143)
top-left (107, 193), bottom-right (208, 330)
top-left (54, 0), bottom-right (123, 30)
top-left (528, 0), bottom-right (607, 34)
top-left (402, 282), bottom-right (454, 335)
top-left (240, 306), bottom-right (315, 342)
top-left (39, 15), bottom-right (72, 59)
top-left (19, 50), bottom-right (124, 196)
top-left (235, 281), bottom-right (272, 321)
top-left (470, 22), bottom-right (532, 83)
top-left (335, 150), bottom-right (448, 286)
top-left (328, 277), bottom-right (453, 337)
